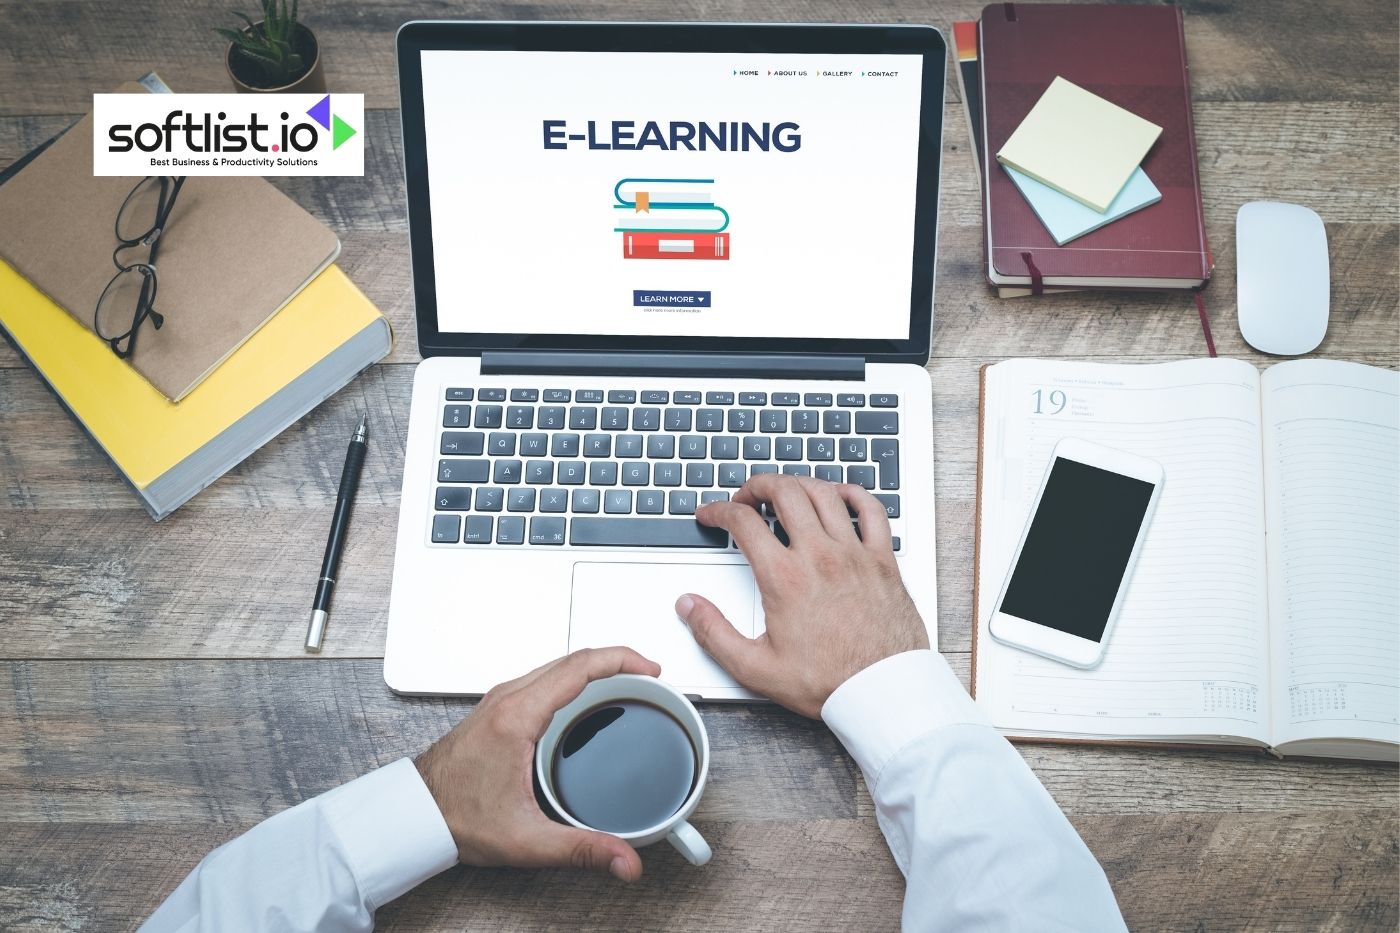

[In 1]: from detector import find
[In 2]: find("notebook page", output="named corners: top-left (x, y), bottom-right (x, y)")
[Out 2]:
top-left (976, 359), bottom-right (1271, 743)
top-left (1262, 360), bottom-right (1400, 749)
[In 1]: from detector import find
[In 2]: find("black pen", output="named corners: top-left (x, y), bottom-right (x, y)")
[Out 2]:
top-left (306, 414), bottom-right (368, 652)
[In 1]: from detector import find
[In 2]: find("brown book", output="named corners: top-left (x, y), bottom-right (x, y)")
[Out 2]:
top-left (0, 86), bottom-right (339, 401)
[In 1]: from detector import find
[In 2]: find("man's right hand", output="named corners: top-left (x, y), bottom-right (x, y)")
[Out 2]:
top-left (675, 474), bottom-right (930, 718)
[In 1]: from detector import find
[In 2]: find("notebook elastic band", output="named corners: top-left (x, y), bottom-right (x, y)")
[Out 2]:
top-left (1003, 3), bottom-right (1017, 21)
top-left (1195, 291), bottom-right (1217, 357)
top-left (1020, 251), bottom-right (1044, 296)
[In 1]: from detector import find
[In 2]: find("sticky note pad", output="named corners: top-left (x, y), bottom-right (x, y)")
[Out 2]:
top-left (997, 76), bottom-right (1162, 212)
top-left (1005, 165), bottom-right (1161, 245)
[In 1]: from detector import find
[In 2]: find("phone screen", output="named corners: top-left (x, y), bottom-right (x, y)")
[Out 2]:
top-left (999, 457), bottom-right (1157, 642)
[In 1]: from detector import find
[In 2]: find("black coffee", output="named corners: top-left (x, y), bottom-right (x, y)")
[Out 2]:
top-left (551, 699), bottom-right (697, 833)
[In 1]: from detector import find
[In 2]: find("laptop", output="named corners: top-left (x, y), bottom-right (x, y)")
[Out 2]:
top-left (387, 22), bottom-right (947, 698)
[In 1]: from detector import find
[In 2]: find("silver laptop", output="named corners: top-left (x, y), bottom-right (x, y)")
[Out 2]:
top-left (386, 22), bottom-right (946, 697)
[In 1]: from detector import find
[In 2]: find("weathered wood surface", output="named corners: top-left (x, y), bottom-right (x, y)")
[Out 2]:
top-left (0, 0), bottom-right (1397, 929)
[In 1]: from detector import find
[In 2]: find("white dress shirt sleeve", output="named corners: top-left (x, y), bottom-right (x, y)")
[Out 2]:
top-left (141, 757), bottom-right (459, 933)
top-left (822, 650), bottom-right (1127, 932)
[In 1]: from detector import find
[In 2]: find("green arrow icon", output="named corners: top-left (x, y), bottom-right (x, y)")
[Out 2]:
top-left (332, 114), bottom-right (357, 150)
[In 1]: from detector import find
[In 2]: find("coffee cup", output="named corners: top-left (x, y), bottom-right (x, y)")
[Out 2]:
top-left (535, 673), bottom-right (712, 866)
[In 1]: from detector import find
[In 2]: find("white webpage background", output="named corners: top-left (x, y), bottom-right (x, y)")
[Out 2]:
top-left (420, 51), bottom-right (923, 339)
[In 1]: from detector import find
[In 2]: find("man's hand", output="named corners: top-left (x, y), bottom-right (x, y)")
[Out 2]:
top-left (676, 475), bottom-right (929, 718)
top-left (414, 647), bottom-right (661, 882)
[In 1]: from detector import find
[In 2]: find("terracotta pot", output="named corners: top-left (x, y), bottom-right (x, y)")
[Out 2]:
top-left (226, 21), bottom-right (326, 94)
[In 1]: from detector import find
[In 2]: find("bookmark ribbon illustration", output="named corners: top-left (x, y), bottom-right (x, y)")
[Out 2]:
top-left (635, 191), bottom-right (650, 213)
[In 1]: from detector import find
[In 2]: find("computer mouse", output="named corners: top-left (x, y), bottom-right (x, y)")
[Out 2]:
top-left (1236, 201), bottom-right (1329, 356)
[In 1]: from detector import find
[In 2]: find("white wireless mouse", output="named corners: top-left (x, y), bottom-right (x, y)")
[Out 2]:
top-left (1236, 201), bottom-right (1329, 355)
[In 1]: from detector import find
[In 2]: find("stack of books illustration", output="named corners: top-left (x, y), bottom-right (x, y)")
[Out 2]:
top-left (614, 177), bottom-right (730, 260)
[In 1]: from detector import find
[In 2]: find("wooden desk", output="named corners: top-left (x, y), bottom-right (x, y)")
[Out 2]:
top-left (1, 1), bottom-right (1395, 929)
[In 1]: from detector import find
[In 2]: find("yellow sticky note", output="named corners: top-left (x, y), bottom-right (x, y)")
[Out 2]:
top-left (996, 76), bottom-right (1162, 213)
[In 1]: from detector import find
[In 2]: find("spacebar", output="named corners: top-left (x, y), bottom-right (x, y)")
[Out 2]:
top-left (570, 518), bottom-right (729, 548)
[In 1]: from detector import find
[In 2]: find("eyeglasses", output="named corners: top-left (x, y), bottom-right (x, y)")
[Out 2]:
top-left (93, 176), bottom-right (186, 359)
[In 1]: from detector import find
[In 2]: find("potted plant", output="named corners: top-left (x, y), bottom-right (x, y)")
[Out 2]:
top-left (217, 0), bottom-right (325, 93)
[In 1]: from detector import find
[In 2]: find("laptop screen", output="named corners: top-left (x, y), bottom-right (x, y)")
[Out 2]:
top-left (418, 50), bottom-right (926, 343)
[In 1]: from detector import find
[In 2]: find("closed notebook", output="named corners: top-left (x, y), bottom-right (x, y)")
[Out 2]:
top-left (1005, 165), bottom-right (1161, 245)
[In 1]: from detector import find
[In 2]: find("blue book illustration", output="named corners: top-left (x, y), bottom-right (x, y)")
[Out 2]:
top-left (1005, 165), bottom-right (1161, 245)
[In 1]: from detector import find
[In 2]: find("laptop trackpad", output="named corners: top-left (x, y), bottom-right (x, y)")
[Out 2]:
top-left (568, 562), bottom-right (758, 690)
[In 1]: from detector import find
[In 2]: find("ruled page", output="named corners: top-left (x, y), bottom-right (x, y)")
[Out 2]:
top-left (1262, 360), bottom-right (1400, 750)
top-left (975, 359), bottom-right (1271, 744)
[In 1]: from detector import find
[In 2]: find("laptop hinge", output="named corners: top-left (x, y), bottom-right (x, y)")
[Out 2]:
top-left (480, 351), bottom-right (866, 381)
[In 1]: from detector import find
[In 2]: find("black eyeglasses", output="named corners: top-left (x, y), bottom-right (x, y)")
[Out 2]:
top-left (93, 176), bottom-right (186, 359)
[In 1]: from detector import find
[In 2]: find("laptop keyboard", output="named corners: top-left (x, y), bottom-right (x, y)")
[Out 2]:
top-left (430, 386), bottom-right (902, 550)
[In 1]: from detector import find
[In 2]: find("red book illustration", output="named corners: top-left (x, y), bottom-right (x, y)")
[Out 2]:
top-left (622, 231), bottom-right (730, 260)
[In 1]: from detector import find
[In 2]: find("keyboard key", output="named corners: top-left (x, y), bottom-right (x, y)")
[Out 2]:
top-left (572, 488), bottom-right (601, 513)
top-left (496, 515), bottom-right (525, 544)
top-left (760, 410), bottom-right (787, 433)
top-left (807, 437), bottom-right (835, 461)
top-left (664, 408), bottom-right (692, 431)
top-left (647, 435), bottom-right (675, 459)
top-left (525, 460), bottom-right (554, 484)
top-left (696, 408), bottom-right (724, 431)
top-left (856, 411), bottom-right (899, 435)
top-left (719, 463), bottom-right (747, 487)
top-left (711, 436), bottom-right (739, 460)
top-left (679, 435), bottom-right (707, 459)
top-left (637, 490), bottom-right (665, 514)
top-left (440, 431), bottom-right (484, 456)
top-left (622, 462), bottom-right (650, 486)
top-left (847, 465), bottom-right (876, 489)
top-left (775, 438), bottom-right (803, 461)
top-left (589, 461), bottom-right (618, 486)
top-left (431, 514), bottom-right (460, 543)
top-left (804, 393), bottom-right (833, 407)
top-left (493, 460), bottom-right (522, 484)
top-left (607, 390), bottom-right (636, 403)
top-left (538, 406), bottom-right (566, 429)
top-left (669, 490), bottom-right (698, 515)
top-left (727, 409), bottom-right (756, 433)
top-left (551, 433), bottom-right (581, 457)
top-left (700, 491), bottom-right (731, 505)
top-left (739, 392), bottom-right (767, 405)
top-left (654, 463), bottom-right (683, 487)
top-left (570, 518), bottom-right (728, 548)
top-left (602, 407), bottom-right (629, 430)
top-left (815, 464), bottom-right (843, 482)
top-left (543, 389), bottom-right (571, 402)
top-left (478, 388), bottom-right (507, 402)
top-left (751, 464), bottom-right (779, 475)
top-left (791, 410), bottom-right (819, 433)
top-left (616, 434), bottom-right (644, 458)
top-left (892, 536), bottom-right (902, 552)
top-left (772, 393), bottom-right (799, 406)
top-left (506, 406), bottom-right (534, 429)
top-left (605, 490), bottom-right (633, 513)
top-left (743, 437), bottom-right (771, 460)
top-left (464, 515), bottom-right (493, 543)
top-left (686, 463), bottom-right (715, 487)
top-left (871, 393), bottom-right (899, 408)
top-left (539, 488), bottom-right (568, 513)
top-left (520, 433), bottom-right (549, 456)
top-left (783, 465), bottom-right (812, 477)
top-left (641, 390), bottom-right (669, 404)
top-left (873, 439), bottom-right (900, 489)
top-left (508, 488), bottom-right (536, 512)
top-left (558, 461), bottom-right (586, 485)
top-left (474, 405), bottom-right (503, 428)
top-left (529, 516), bottom-right (567, 545)
top-left (446, 387), bottom-right (474, 401)
top-left (706, 391), bottom-right (735, 405)
top-left (840, 438), bottom-right (868, 462)
top-left (510, 388), bottom-right (539, 402)
top-left (632, 408), bottom-right (661, 431)
top-left (584, 434), bottom-right (612, 457)
top-left (474, 487), bottom-right (504, 511)
top-left (823, 411), bottom-right (851, 435)
top-left (673, 391), bottom-right (702, 404)
top-left (568, 407), bottom-right (598, 430)
top-left (435, 487), bottom-right (470, 510)
top-left (438, 459), bottom-right (489, 483)
top-left (488, 432), bottom-right (516, 456)
top-left (443, 405), bottom-right (472, 428)
top-left (837, 393), bottom-right (865, 407)
top-left (576, 389), bottom-right (604, 403)
top-left (874, 494), bottom-right (901, 518)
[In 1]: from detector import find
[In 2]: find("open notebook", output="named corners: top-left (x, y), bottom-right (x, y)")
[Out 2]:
top-left (974, 358), bottom-right (1399, 762)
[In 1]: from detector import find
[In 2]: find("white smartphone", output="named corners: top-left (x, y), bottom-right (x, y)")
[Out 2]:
top-left (988, 437), bottom-right (1164, 669)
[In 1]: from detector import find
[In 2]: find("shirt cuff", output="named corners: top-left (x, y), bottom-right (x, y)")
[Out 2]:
top-left (821, 650), bottom-right (990, 784)
top-left (320, 758), bottom-right (459, 909)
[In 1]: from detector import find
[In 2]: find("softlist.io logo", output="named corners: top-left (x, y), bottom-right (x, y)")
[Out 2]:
top-left (92, 93), bottom-right (363, 176)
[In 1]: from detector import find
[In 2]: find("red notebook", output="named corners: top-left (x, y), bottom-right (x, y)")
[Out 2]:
top-left (980, 3), bottom-right (1212, 292)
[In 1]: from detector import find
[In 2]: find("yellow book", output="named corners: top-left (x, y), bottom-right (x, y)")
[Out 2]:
top-left (0, 260), bottom-right (392, 519)
top-left (996, 76), bottom-right (1162, 213)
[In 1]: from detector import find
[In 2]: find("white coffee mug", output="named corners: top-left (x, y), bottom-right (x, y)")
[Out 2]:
top-left (535, 673), bottom-right (712, 866)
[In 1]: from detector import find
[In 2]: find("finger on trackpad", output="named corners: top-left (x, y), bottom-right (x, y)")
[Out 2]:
top-left (568, 562), bottom-right (757, 691)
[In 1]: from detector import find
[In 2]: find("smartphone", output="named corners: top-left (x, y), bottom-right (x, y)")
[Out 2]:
top-left (988, 437), bottom-right (1164, 669)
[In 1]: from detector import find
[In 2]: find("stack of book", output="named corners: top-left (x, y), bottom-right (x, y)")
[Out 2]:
top-left (613, 178), bottom-right (730, 260)
top-left (955, 4), bottom-right (1213, 297)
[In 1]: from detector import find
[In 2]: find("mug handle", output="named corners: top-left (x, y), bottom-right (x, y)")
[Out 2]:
top-left (666, 820), bottom-right (712, 866)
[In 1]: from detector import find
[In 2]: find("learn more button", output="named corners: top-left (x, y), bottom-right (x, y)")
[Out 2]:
top-left (633, 289), bottom-right (712, 308)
